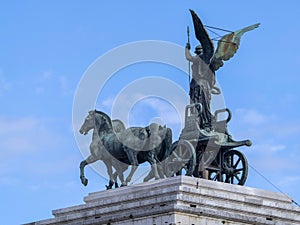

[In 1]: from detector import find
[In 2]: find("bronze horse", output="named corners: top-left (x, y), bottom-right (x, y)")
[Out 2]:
top-left (79, 110), bottom-right (172, 189)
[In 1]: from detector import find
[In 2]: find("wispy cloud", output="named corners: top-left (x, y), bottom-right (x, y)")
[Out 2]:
top-left (0, 114), bottom-right (78, 187)
top-left (138, 97), bottom-right (186, 126)
top-left (24, 155), bottom-right (80, 176)
top-left (0, 116), bottom-right (60, 157)
top-left (34, 71), bottom-right (73, 96)
top-left (41, 71), bottom-right (52, 81)
top-left (0, 71), bottom-right (11, 95)
top-left (251, 143), bottom-right (286, 153)
top-left (228, 108), bottom-right (300, 197)
top-left (271, 122), bottom-right (300, 138)
top-left (59, 76), bottom-right (73, 96)
top-left (278, 176), bottom-right (300, 186)
top-left (230, 108), bottom-right (300, 141)
top-left (26, 179), bottom-right (78, 192)
top-left (99, 94), bottom-right (187, 125)
top-left (96, 76), bottom-right (189, 129)
top-left (34, 71), bottom-right (52, 95)
top-left (99, 97), bottom-right (114, 111)
top-left (96, 93), bottom-right (187, 140)
top-left (235, 108), bottom-right (275, 126)
top-left (0, 176), bottom-right (21, 186)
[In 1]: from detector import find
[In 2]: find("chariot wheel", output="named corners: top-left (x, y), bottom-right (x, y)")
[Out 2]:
top-left (223, 149), bottom-right (248, 185)
top-left (165, 140), bottom-right (196, 177)
top-left (207, 149), bottom-right (248, 185)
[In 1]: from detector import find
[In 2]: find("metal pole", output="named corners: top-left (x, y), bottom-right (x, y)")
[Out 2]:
top-left (187, 26), bottom-right (191, 83)
top-left (187, 25), bottom-right (192, 104)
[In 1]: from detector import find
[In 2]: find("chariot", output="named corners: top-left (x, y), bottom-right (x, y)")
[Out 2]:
top-left (79, 9), bottom-right (258, 188)
top-left (165, 103), bottom-right (252, 185)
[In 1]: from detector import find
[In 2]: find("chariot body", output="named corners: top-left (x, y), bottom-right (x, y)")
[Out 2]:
top-left (165, 103), bottom-right (252, 185)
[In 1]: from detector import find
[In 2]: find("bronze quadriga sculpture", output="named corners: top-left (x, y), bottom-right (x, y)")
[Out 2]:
top-left (79, 9), bottom-right (259, 188)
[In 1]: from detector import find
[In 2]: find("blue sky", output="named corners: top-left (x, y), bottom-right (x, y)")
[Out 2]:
top-left (1, 1), bottom-right (300, 224)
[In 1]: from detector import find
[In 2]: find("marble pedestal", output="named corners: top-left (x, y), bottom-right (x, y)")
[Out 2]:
top-left (25, 176), bottom-right (300, 225)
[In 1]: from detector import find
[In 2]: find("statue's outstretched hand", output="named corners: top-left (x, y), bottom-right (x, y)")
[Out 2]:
top-left (186, 43), bottom-right (191, 50)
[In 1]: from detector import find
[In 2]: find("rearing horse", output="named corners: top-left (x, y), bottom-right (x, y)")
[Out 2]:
top-left (79, 110), bottom-right (128, 188)
top-left (79, 110), bottom-right (172, 188)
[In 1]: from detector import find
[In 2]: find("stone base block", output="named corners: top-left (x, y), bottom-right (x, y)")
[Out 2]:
top-left (25, 176), bottom-right (300, 225)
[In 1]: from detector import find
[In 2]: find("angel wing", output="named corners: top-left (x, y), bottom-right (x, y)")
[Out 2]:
top-left (211, 23), bottom-right (260, 71)
top-left (189, 9), bottom-right (214, 64)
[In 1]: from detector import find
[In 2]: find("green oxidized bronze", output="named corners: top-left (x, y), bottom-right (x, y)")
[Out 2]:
top-left (79, 9), bottom-right (258, 189)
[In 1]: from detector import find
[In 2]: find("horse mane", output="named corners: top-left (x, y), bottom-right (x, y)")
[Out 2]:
top-left (94, 110), bottom-right (111, 121)
top-left (94, 110), bottom-right (113, 132)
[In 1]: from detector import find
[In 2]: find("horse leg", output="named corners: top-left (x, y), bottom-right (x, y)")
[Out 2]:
top-left (125, 165), bottom-right (138, 185)
top-left (113, 171), bottom-right (119, 188)
top-left (146, 151), bottom-right (160, 181)
top-left (157, 164), bottom-right (165, 178)
top-left (119, 164), bottom-right (129, 187)
top-left (113, 163), bottom-right (128, 188)
top-left (123, 147), bottom-right (138, 185)
top-left (143, 151), bottom-right (159, 182)
top-left (143, 163), bottom-right (164, 182)
top-left (143, 170), bottom-right (154, 182)
top-left (80, 155), bottom-right (97, 186)
top-left (103, 160), bottom-right (115, 190)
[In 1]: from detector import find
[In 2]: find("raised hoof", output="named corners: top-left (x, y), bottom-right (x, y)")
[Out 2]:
top-left (81, 177), bottom-right (88, 186)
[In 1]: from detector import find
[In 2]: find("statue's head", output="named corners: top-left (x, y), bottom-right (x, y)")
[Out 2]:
top-left (194, 45), bottom-right (203, 55)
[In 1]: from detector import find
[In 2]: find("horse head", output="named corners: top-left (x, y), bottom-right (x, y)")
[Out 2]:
top-left (80, 110), bottom-right (113, 135)
top-left (80, 110), bottom-right (96, 135)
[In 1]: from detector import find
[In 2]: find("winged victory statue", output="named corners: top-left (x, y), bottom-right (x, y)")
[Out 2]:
top-left (185, 9), bottom-right (260, 131)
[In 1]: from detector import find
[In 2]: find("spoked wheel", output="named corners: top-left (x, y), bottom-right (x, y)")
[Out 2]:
top-left (207, 149), bottom-right (248, 185)
top-left (206, 153), bottom-right (222, 181)
top-left (165, 140), bottom-right (196, 177)
top-left (223, 149), bottom-right (248, 185)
